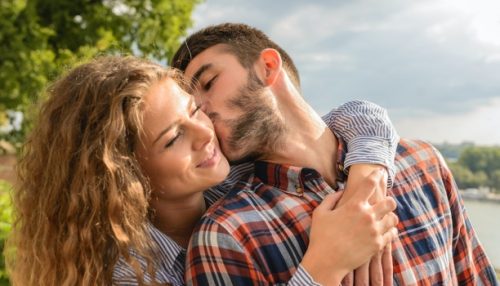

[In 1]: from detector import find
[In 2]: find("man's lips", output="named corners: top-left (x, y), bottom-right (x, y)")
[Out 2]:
top-left (197, 146), bottom-right (219, 168)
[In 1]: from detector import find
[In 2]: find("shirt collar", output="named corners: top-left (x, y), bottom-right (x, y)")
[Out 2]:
top-left (253, 161), bottom-right (319, 193)
top-left (147, 222), bottom-right (185, 271)
top-left (253, 137), bottom-right (347, 192)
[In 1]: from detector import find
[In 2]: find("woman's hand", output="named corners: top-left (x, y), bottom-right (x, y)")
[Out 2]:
top-left (339, 164), bottom-right (394, 286)
top-left (301, 169), bottom-right (398, 286)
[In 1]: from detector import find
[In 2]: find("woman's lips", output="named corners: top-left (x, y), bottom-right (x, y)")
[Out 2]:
top-left (197, 146), bottom-right (220, 168)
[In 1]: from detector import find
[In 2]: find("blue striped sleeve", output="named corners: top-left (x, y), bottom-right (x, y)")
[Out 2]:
top-left (322, 100), bottom-right (399, 187)
top-left (112, 224), bottom-right (186, 286)
top-left (287, 265), bottom-right (322, 286)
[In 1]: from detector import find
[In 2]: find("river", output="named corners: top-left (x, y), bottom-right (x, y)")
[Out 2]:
top-left (463, 199), bottom-right (500, 269)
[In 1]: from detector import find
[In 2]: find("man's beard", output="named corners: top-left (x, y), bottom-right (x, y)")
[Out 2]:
top-left (224, 70), bottom-right (287, 165)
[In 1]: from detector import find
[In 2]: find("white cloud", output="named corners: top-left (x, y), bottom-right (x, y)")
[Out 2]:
top-left (269, 1), bottom-right (406, 46)
top-left (485, 54), bottom-right (500, 63)
top-left (270, 5), bottom-right (343, 44)
top-left (295, 52), bottom-right (355, 71)
top-left (394, 97), bottom-right (500, 145)
top-left (437, 0), bottom-right (500, 47)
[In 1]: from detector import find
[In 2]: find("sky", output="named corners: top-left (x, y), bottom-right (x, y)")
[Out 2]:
top-left (188, 0), bottom-right (500, 145)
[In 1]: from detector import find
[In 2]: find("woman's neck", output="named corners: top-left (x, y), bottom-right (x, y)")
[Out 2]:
top-left (149, 192), bottom-right (206, 248)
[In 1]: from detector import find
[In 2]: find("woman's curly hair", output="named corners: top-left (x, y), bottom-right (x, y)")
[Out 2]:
top-left (7, 56), bottom-right (180, 285)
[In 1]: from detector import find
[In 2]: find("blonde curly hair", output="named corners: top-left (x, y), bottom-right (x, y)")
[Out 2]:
top-left (8, 56), bottom-right (180, 285)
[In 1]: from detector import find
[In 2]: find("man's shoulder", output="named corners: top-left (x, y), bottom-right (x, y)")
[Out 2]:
top-left (395, 138), bottom-right (441, 162)
top-left (393, 138), bottom-right (446, 181)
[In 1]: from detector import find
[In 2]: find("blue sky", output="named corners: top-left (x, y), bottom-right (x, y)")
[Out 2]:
top-left (188, 0), bottom-right (500, 145)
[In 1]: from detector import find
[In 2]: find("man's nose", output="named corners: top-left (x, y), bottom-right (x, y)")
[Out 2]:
top-left (201, 102), bottom-right (209, 114)
top-left (200, 99), bottom-right (213, 114)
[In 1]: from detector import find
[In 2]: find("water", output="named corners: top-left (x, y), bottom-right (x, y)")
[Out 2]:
top-left (463, 199), bottom-right (500, 269)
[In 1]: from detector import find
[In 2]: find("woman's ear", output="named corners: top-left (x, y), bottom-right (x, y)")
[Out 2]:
top-left (258, 48), bottom-right (282, 86)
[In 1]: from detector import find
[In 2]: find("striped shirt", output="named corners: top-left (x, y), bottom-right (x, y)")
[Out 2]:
top-left (113, 100), bottom-right (399, 285)
top-left (185, 139), bottom-right (498, 286)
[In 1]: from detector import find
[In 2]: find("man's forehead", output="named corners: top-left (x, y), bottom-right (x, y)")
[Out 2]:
top-left (185, 44), bottom-right (237, 85)
top-left (188, 44), bottom-right (232, 69)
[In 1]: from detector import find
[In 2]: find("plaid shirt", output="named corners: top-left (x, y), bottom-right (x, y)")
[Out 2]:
top-left (186, 139), bottom-right (498, 286)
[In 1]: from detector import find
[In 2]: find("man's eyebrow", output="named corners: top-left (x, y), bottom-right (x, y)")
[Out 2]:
top-left (190, 63), bottom-right (212, 91)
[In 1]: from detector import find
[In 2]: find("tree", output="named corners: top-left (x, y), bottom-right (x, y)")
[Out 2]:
top-left (0, 0), bottom-right (201, 144)
top-left (459, 146), bottom-right (500, 178)
top-left (491, 170), bottom-right (500, 193)
top-left (0, 180), bottom-right (12, 285)
top-left (434, 141), bottom-right (475, 162)
top-left (448, 162), bottom-right (488, 189)
top-left (451, 146), bottom-right (500, 191)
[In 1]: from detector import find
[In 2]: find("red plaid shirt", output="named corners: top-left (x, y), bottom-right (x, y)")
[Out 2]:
top-left (186, 139), bottom-right (498, 285)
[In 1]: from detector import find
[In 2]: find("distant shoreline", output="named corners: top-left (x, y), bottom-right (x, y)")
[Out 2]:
top-left (460, 190), bottom-right (500, 204)
top-left (462, 196), bottom-right (500, 204)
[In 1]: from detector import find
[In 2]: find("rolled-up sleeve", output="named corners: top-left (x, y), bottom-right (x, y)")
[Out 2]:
top-left (322, 100), bottom-right (399, 187)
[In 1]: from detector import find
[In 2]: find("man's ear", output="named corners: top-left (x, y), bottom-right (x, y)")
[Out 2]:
top-left (258, 48), bottom-right (282, 86)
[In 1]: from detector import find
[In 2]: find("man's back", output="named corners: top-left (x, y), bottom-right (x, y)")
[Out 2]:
top-left (390, 139), bottom-right (496, 285)
top-left (186, 139), bottom-right (498, 285)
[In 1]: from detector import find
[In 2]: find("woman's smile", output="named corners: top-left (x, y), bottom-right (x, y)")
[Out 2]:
top-left (197, 145), bottom-right (221, 168)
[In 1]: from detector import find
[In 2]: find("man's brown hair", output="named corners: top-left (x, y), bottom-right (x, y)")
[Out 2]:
top-left (172, 23), bottom-right (301, 90)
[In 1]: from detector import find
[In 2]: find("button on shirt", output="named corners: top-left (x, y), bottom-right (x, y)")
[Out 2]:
top-left (185, 139), bottom-right (498, 286)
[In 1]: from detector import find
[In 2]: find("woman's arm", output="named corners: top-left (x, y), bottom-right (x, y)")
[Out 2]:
top-left (295, 100), bottom-right (399, 286)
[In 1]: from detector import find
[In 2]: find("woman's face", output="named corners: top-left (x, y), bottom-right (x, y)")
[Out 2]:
top-left (135, 77), bottom-right (230, 200)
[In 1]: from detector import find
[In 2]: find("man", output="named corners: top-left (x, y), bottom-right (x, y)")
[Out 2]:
top-left (174, 24), bottom-right (398, 281)
top-left (172, 23), bottom-right (498, 285)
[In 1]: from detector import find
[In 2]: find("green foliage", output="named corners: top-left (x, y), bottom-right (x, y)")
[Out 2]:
top-left (434, 141), bottom-right (475, 161)
top-left (0, 180), bottom-right (12, 284)
top-left (448, 162), bottom-right (488, 189)
top-left (458, 147), bottom-right (500, 178)
top-left (0, 0), bottom-right (201, 145)
top-left (438, 144), bottom-right (500, 192)
top-left (490, 170), bottom-right (500, 192)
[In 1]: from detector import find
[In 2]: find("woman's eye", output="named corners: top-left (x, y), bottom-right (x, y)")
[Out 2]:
top-left (164, 131), bottom-right (183, 149)
top-left (191, 105), bottom-right (202, 116)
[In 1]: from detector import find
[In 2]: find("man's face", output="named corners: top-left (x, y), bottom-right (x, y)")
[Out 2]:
top-left (184, 44), bottom-right (286, 164)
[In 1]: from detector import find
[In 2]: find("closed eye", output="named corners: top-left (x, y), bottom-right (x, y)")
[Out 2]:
top-left (165, 130), bottom-right (183, 149)
top-left (191, 105), bottom-right (202, 116)
top-left (203, 76), bottom-right (217, 91)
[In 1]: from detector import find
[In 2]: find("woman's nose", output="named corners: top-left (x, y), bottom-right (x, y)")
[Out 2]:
top-left (191, 120), bottom-right (213, 151)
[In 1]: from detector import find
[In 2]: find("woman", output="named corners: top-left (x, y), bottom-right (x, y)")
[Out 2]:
top-left (8, 56), bottom-right (397, 285)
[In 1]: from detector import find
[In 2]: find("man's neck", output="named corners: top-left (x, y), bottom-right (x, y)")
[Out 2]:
top-left (260, 85), bottom-right (338, 187)
top-left (149, 192), bottom-right (206, 248)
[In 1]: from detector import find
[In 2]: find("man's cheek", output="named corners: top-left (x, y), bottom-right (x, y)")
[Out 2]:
top-left (213, 123), bottom-right (230, 145)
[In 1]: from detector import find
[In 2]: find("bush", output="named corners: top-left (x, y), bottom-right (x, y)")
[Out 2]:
top-left (0, 180), bottom-right (12, 285)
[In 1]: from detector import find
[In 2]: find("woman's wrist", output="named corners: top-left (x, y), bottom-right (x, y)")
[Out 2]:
top-left (300, 250), bottom-right (346, 285)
